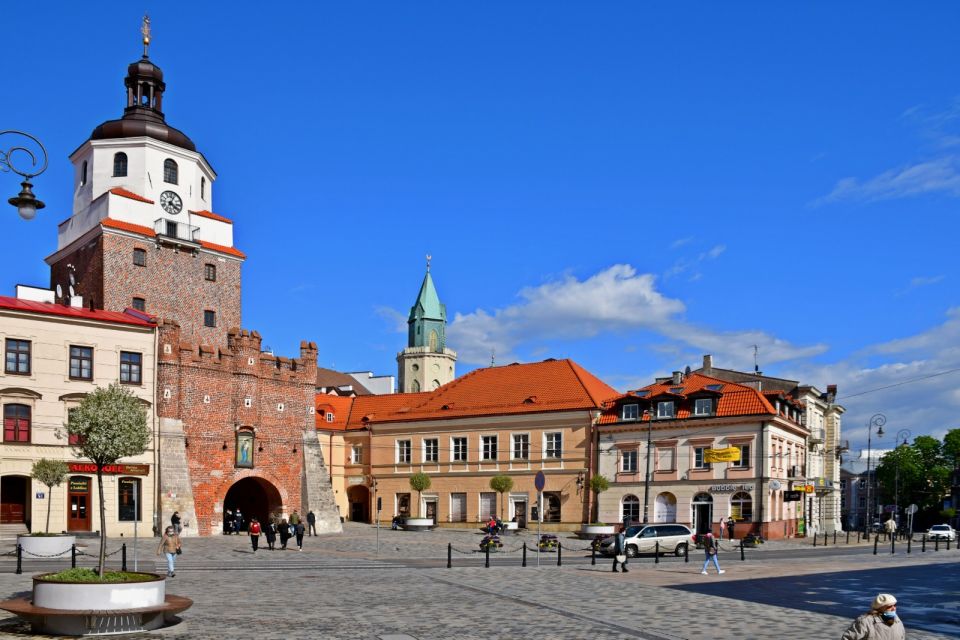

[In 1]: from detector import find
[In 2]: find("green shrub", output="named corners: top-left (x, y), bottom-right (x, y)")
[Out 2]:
top-left (36, 568), bottom-right (155, 583)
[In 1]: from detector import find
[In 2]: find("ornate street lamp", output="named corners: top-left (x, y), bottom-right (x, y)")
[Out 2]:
top-left (1, 130), bottom-right (48, 220)
top-left (894, 429), bottom-right (911, 527)
top-left (863, 413), bottom-right (885, 536)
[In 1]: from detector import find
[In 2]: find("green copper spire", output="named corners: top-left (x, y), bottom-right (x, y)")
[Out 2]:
top-left (408, 255), bottom-right (447, 351)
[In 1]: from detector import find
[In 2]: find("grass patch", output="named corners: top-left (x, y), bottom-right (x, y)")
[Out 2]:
top-left (36, 568), bottom-right (156, 583)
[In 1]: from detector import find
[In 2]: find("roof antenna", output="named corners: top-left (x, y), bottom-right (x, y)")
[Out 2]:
top-left (490, 348), bottom-right (496, 367)
top-left (753, 344), bottom-right (759, 373)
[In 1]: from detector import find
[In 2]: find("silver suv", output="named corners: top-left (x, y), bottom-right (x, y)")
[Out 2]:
top-left (600, 523), bottom-right (693, 557)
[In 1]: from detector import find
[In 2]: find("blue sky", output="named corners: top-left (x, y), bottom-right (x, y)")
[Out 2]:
top-left (2, 2), bottom-right (959, 457)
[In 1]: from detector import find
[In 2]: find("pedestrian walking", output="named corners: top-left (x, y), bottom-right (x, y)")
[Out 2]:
top-left (719, 518), bottom-right (726, 541)
top-left (156, 526), bottom-right (181, 577)
top-left (278, 518), bottom-right (291, 550)
top-left (264, 517), bottom-right (277, 550)
top-left (700, 533), bottom-right (724, 575)
top-left (249, 517), bottom-right (262, 553)
top-left (307, 510), bottom-right (317, 536)
top-left (171, 511), bottom-right (181, 535)
top-left (726, 517), bottom-right (736, 540)
top-left (290, 510), bottom-right (301, 527)
top-left (233, 509), bottom-right (243, 534)
top-left (224, 509), bottom-right (233, 534)
top-left (611, 525), bottom-right (629, 573)
top-left (841, 593), bottom-right (904, 640)
top-left (294, 520), bottom-right (305, 550)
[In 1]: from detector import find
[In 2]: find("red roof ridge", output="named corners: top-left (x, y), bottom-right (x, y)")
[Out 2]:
top-left (188, 209), bottom-right (233, 224)
top-left (109, 187), bottom-right (154, 204)
top-left (102, 218), bottom-right (157, 237)
top-left (199, 240), bottom-right (246, 259)
top-left (0, 296), bottom-right (155, 327)
top-left (564, 359), bottom-right (619, 406)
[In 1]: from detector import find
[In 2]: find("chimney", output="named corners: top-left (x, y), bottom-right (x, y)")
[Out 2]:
top-left (826, 384), bottom-right (837, 403)
top-left (702, 354), bottom-right (713, 371)
top-left (672, 371), bottom-right (683, 385)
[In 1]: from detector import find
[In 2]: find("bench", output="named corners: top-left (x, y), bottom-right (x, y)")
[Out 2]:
top-left (0, 594), bottom-right (192, 636)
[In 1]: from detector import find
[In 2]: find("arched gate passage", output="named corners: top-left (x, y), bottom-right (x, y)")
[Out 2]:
top-left (223, 477), bottom-right (283, 532)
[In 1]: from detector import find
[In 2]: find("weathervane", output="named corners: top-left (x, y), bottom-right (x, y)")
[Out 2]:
top-left (426, 253), bottom-right (432, 272)
top-left (141, 14), bottom-right (152, 58)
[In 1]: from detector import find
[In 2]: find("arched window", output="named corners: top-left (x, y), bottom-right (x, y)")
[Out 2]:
top-left (621, 494), bottom-right (640, 524)
top-left (164, 159), bottom-right (178, 184)
top-left (3, 404), bottom-right (31, 442)
top-left (429, 330), bottom-right (438, 351)
top-left (200, 176), bottom-right (206, 200)
top-left (731, 491), bottom-right (753, 522)
top-left (80, 161), bottom-right (88, 186)
top-left (411, 380), bottom-right (421, 392)
top-left (118, 478), bottom-right (141, 521)
top-left (654, 492), bottom-right (677, 522)
top-left (113, 152), bottom-right (128, 177)
top-left (431, 379), bottom-right (440, 390)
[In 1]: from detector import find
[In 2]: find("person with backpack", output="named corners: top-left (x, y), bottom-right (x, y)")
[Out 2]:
top-left (248, 517), bottom-right (262, 553)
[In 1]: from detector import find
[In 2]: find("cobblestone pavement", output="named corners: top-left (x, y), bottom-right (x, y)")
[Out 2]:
top-left (0, 524), bottom-right (956, 639)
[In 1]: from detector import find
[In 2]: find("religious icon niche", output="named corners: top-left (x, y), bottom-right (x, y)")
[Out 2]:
top-left (236, 430), bottom-right (255, 468)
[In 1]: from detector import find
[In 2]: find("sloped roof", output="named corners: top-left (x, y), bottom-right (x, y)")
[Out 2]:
top-left (314, 395), bottom-right (355, 431)
top-left (316, 367), bottom-right (372, 396)
top-left (0, 296), bottom-right (155, 327)
top-left (109, 187), bottom-right (154, 204)
top-left (99, 218), bottom-right (245, 259)
top-left (189, 209), bottom-right (232, 224)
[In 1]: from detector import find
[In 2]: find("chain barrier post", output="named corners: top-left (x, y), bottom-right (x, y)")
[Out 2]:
top-left (833, 530), bottom-right (837, 545)
top-left (522, 542), bottom-right (527, 567)
top-left (684, 541), bottom-right (689, 563)
top-left (485, 543), bottom-right (490, 568)
top-left (122, 543), bottom-right (127, 571)
top-left (813, 532), bottom-right (817, 547)
top-left (739, 539), bottom-right (745, 561)
top-left (447, 542), bottom-right (452, 569)
top-left (935, 536), bottom-right (939, 552)
top-left (15, 545), bottom-right (22, 575)
top-left (590, 543), bottom-right (596, 566)
top-left (823, 532), bottom-right (828, 546)
top-left (907, 536), bottom-right (911, 554)
top-left (654, 541), bottom-right (659, 565)
top-left (71, 544), bottom-right (77, 568)
top-left (873, 536), bottom-right (878, 555)
top-left (947, 537), bottom-right (952, 551)
top-left (846, 530), bottom-right (850, 545)
top-left (890, 535), bottom-right (895, 554)
top-left (557, 541), bottom-right (562, 567)
top-left (856, 531), bottom-right (860, 543)
top-left (922, 534), bottom-right (926, 553)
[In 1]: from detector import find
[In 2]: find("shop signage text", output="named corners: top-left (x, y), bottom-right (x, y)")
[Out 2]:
top-left (708, 484), bottom-right (752, 493)
top-left (68, 463), bottom-right (149, 476)
top-left (704, 447), bottom-right (742, 463)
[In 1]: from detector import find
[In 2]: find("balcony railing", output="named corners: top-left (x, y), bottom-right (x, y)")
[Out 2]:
top-left (807, 428), bottom-right (825, 444)
top-left (154, 218), bottom-right (200, 243)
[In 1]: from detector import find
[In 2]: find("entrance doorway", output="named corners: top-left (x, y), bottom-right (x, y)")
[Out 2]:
top-left (223, 477), bottom-right (283, 532)
top-left (512, 499), bottom-right (527, 528)
top-left (67, 476), bottom-right (92, 532)
top-left (347, 485), bottom-right (369, 522)
top-left (424, 498), bottom-right (437, 521)
top-left (691, 492), bottom-right (713, 535)
top-left (0, 476), bottom-right (29, 525)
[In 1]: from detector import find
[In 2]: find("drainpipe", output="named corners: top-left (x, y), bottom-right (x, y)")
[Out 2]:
top-left (153, 325), bottom-right (161, 537)
top-left (589, 411), bottom-right (599, 523)
top-left (757, 421), bottom-right (767, 538)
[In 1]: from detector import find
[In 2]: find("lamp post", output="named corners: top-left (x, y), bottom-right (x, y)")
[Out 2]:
top-left (894, 429), bottom-right (910, 529)
top-left (1, 130), bottom-right (48, 220)
top-left (863, 413), bottom-right (885, 535)
top-left (642, 410), bottom-right (652, 524)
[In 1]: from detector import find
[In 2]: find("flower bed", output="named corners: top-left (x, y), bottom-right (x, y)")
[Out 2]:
top-left (538, 534), bottom-right (558, 552)
top-left (479, 535), bottom-right (503, 552)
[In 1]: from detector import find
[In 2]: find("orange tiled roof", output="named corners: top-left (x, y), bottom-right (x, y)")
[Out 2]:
top-left (345, 359), bottom-right (618, 426)
top-left (101, 218), bottom-right (157, 236)
top-left (189, 209), bottom-right (232, 224)
top-left (109, 187), bottom-right (154, 204)
top-left (200, 240), bottom-right (245, 259)
top-left (597, 372), bottom-right (777, 425)
top-left (315, 395), bottom-right (355, 431)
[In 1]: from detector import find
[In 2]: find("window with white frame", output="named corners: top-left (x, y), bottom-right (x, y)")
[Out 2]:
top-left (621, 450), bottom-right (638, 473)
top-left (622, 495), bottom-right (641, 524)
top-left (657, 401), bottom-right (675, 418)
top-left (622, 403), bottom-right (639, 420)
top-left (657, 446), bottom-right (676, 471)
top-left (693, 446), bottom-right (711, 470)
top-left (693, 398), bottom-right (713, 416)
top-left (396, 440), bottom-right (411, 464)
top-left (482, 435), bottom-right (498, 461)
top-left (545, 432), bottom-right (562, 458)
top-left (423, 438), bottom-right (439, 463)
top-left (351, 445), bottom-right (362, 464)
top-left (731, 444), bottom-right (750, 468)
top-left (452, 437), bottom-right (467, 462)
top-left (512, 433), bottom-right (530, 460)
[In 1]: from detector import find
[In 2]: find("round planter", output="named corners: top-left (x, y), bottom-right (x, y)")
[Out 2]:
top-left (503, 521), bottom-right (519, 531)
top-left (17, 535), bottom-right (76, 558)
top-left (33, 573), bottom-right (166, 611)
top-left (402, 518), bottom-right (434, 531)
top-left (578, 525), bottom-right (615, 539)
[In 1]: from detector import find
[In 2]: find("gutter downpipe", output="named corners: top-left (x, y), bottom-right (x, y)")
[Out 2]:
top-left (758, 421), bottom-right (767, 539)
top-left (589, 411), bottom-right (599, 523)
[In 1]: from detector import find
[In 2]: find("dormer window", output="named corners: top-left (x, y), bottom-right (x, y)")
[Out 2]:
top-left (113, 152), bottom-right (128, 177)
top-left (622, 404), bottom-right (639, 420)
top-left (163, 159), bottom-right (178, 184)
top-left (656, 401), bottom-right (675, 419)
top-left (694, 398), bottom-right (713, 416)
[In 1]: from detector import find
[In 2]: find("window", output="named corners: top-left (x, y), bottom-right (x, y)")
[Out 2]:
top-left (622, 403), bottom-right (639, 420)
top-left (450, 493), bottom-right (466, 522)
top-left (113, 152), bottom-right (128, 177)
top-left (657, 447), bottom-right (676, 471)
top-left (131, 297), bottom-right (145, 312)
top-left (350, 445), bottom-right (362, 465)
top-left (120, 351), bottom-right (142, 384)
top-left (396, 440), bottom-right (411, 464)
top-left (482, 435), bottom-right (498, 461)
top-left (69, 345), bottom-right (93, 380)
top-left (512, 434), bottom-right (529, 460)
top-left (80, 161), bottom-right (88, 186)
top-left (204, 310), bottom-right (216, 328)
top-left (452, 437), bottom-right (467, 462)
top-left (133, 248), bottom-right (146, 267)
top-left (397, 493), bottom-right (411, 517)
top-left (5, 339), bottom-right (31, 375)
top-left (163, 158), bottom-right (178, 184)
top-left (325, 412), bottom-right (334, 423)
top-left (732, 444), bottom-right (750, 468)
top-left (204, 263), bottom-right (216, 282)
top-left (621, 495), bottom-right (640, 524)
top-left (118, 478), bottom-right (141, 521)
top-left (694, 398), bottom-right (713, 416)
top-left (423, 438), bottom-right (439, 463)
top-left (200, 176), bottom-right (206, 200)
top-left (3, 404), bottom-right (30, 442)
top-left (165, 220), bottom-right (177, 237)
top-left (730, 491), bottom-right (753, 521)
top-left (621, 450), bottom-right (638, 473)
top-left (657, 401), bottom-right (675, 418)
top-left (693, 447), bottom-right (712, 470)
top-left (545, 432), bottom-right (562, 458)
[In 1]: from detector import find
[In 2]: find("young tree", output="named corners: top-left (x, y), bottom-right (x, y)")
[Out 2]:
top-left (489, 475), bottom-right (514, 519)
top-left (31, 459), bottom-right (69, 534)
top-left (63, 383), bottom-right (149, 575)
top-left (408, 472), bottom-right (432, 518)
top-left (589, 474), bottom-right (610, 523)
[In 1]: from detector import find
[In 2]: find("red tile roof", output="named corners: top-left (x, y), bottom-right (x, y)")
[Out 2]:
top-left (99, 218), bottom-right (246, 258)
top-left (0, 296), bottom-right (155, 327)
top-left (189, 209), bottom-right (232, 224)
top-left (199, 240), bottom-right (245, 259)
top-left (315, 395), bottom-right (356, 431)
top-left (109, 187), bottom-right (154, 204)
top-left (598, 372), bottom-right (777, 425)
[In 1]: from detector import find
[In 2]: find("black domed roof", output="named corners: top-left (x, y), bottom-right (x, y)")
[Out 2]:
top-left (127, 58), bottom-right (164, 83)
top-left (90, 116), bottom-right (195, 152)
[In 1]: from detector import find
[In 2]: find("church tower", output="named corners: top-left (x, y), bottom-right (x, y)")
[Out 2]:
top-left (45, 20), bottom-right (243, 346)
top-left (397, 258), bottom-right (456, 392)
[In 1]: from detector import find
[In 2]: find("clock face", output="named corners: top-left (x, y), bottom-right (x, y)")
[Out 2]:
top-left (159, 190), bottom-right (183, 214)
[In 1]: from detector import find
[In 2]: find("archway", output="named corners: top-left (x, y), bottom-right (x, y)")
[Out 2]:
top-left (347, 485), bottom-right (370, 523)
top-left (654, 492), bottom-right (677, 522)
top-left (223, 477), bottom-right (282, 533)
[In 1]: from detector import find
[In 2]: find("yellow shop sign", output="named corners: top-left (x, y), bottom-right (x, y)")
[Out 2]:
top-left (704, 447), bottom-right (742, 463)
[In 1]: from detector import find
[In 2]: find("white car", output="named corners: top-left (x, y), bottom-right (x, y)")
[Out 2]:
top-left (926, 524), bottom-right (957, 541)
top-left (599, 523), bottom-right (693, 557)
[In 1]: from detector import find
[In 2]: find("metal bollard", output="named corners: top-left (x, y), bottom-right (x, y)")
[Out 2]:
top-left (447, 542), bottom-right (452, 569)
top-left (922, 535), bottom-right (926, 552)
top-left (522, 542), bottom-right (527, 567)
top-left (891, 535), bottom-right (895, 555)
top-left (71, 544), bottom-right (77, 569)
top-left (591, 543), bottom-right (596, 566)
top-left (684, 542), bottom-right (689, 563)
top-left (847, 530), bottom-right (850, 545)
top-left (739, 539), bottom-right (745, 561)
top-left (485, 543), bottom-right (490, 568)
top-left (873, 536), bottom-right (879, 555)
top-left (857, 531), bottom-right (861, 543)
top-left (655, 541), bottom-right (659, 564)
top-left (813, 532), bottom-right (817, 547)
top-left (122, 543), bottom-right (127, 571)
top-left (948, 537), bottom-right (952, 551)
top-left (557, 541), bottom-right (562, 567)
top-left (833, 531), bottom-right (837, 545)
top-left (907, 536), bottom-right (911, 554)
top-left (935, 537), bottom-right (939, 552)
top-left (15, 544), bottom-right (22, 575)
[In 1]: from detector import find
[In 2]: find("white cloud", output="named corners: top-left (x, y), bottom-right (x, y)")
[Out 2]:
top-left (670, 237), bottom-right (693, 249)
top-left (665, 243), bottom-right (727, 280)
top-left (375, 305), bottom-right (407, 333)
top-left (815, 157), bottom-right (960, 205)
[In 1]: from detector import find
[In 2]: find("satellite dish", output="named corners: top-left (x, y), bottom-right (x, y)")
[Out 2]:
top-left (68, 272), bottom-right (75, 286)
top-left (769, 479), bottom-right (782, 491)
top-left (68, 285), bottom-right (76, 297)
top-left (55, 284), bottom-right (63, 298)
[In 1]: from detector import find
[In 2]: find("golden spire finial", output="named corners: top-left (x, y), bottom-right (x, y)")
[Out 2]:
top-left (141, 14), bottom-right (152, 58)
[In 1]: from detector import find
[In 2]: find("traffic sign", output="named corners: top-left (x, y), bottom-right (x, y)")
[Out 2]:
top-left (906, 504), bottom-right (918, 515)
top-left (534, 471), bottom-right (545, 492)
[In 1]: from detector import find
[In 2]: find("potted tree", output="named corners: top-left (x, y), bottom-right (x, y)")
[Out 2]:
top-left (17, 459), bottom-right (75, 558)
top-left (489, 474), bottom-right (517, 530)
top-left (580, 474), bottom-right (615, 538)
top-left (404, 472), bottom-right (434, 530)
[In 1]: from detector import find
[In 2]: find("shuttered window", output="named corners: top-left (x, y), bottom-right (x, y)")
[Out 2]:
top-left (450, 493), bottom-right (466, 522)
top-left (657, 447), bottom-right (675, 471)
top-left (480, 492), bottom-right (496, 520)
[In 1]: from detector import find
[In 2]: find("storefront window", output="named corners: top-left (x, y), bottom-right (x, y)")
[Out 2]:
top-left (118, 477), bottom-right (141, 521)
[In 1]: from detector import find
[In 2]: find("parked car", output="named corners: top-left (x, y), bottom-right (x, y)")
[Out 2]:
top-left (599, 523), bottom-right (693, 557)
top-left (926, 524), bottom-right (957, 541)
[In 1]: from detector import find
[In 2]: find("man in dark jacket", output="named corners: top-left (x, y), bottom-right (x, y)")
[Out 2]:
top-left (612, 520), bottom-right (629, 573)
top-left (307, 510), bottom-right (317, 536)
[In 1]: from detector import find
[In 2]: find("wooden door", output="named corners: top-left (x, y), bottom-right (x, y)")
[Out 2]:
top-left (0, 476), bottom-right (27, 524)
top-left (67, 477), bottom-right (91, 532)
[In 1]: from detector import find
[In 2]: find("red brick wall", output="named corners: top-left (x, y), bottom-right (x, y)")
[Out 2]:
top-left (49, 237), bottom-right (104, 308)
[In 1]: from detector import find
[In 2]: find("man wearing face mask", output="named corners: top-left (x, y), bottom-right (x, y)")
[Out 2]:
top-left (841, 593), bottom-right (905, 640)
